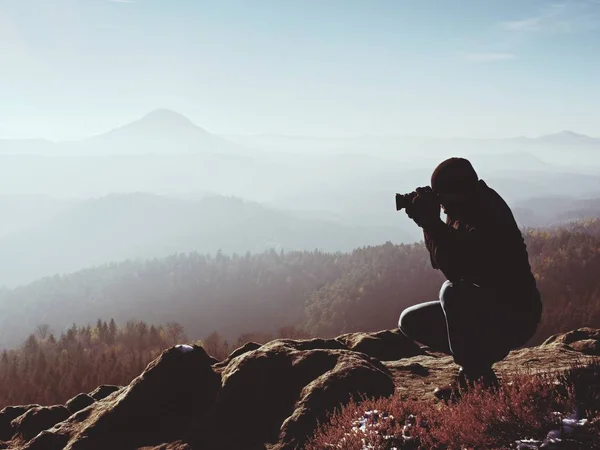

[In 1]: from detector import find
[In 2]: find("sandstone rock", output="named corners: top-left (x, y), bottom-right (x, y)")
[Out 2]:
top-left (568, 339), bottom-right (600, 356)
top-left (20, 430), bottom-right (69, 450)
top-left (22, 344), bottom-right (220, 450)
top-left (386, 335), bottom-right (600, 403)
top-left (212, 341), bottom-right (262, 370)
top-left (65, 394), bottom-right (95, 415)
top-left (0, 405), bottom-right (39, 441)
top-left (336, 329), bottom-right (424, 361)
top-left (137, 441), bottom-right (192, 450)
top-left (205, 339), bottom-right (393, 450)
top-left (88, 385), bottom-right (122, 401)
top-left (11, 405), bottom-right (70, 443)
top-left (543, 327), bottom-right (600, 346)
top-left (276, 351), bottom-right (396, 450)
top-left (274, 337), bottom-right (348, 351)
top-left (229, 341), bottom-right (262, 359)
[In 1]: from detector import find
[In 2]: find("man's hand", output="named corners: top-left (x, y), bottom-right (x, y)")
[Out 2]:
top-left (405, 186), bottom-right (440, 228)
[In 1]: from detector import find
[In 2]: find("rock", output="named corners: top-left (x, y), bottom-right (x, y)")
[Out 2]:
top-left (276, 351), bottom-right (396, 450)
top-left (336, 329), bottom-right (424, 361)
top-left (19, 431), bottom-right (69, 450)
top-left (23, 345), bottom-right (221, 450)
top-left (88, 385), bottom-right (122, 401)
top-left (213, 338), bottom-right (346, 372)
top-left (568, 339), bottom-right (600, 356)
top-left (4, 328), bottom-right (599, 450)
top-left (212, 341), bottom-right (262, 369)
top-left (543, 328), bottom-right (600, 346)
top-left (274, 337), bottom-right (348, 351)
top-left (229, 341), bottom-right (262, 359)
top-left (10, 405), bottom-right (70, 443)
top-left (137, 441), bottom-right (192, 450)
top-left (204, 339), bottom-right (394, 450)
top-left (394, 362), bottom-right (430, 376)
top-left (386, 334), bottom-right (600, 402)
top-left (0, 405), bottom-right (39, 441)
top-left (65, 394), bottom-right (95, 415)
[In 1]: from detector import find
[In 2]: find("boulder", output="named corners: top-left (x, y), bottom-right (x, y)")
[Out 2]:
top-left (336, 329), bottom-right (424, 361)
top-left (543, 327), bottom-right (600, 346)
top-left (65, 394), bottom-right (95, 415)
top-left (275, 337), bottom-right (348, 351)
top-left (212, 341), bottom-right (262, 370)
top-left (276, 351), bottom-right (396, 450)
top-left (213, 338), bottom-right (346, 371)
top-left (88, 385), bottom-right (122, 401)
top-left (10, 405), bottom-right (70, 443)
top-left (0, 405), bottom-right (39, 441)
top-left (228, 341), bottom-right (262, 359)
top-left (23, 344), bottom-right (221, 450)
top-left (568, 339), bottom-right (600, 356)
top-left (19, 430), bottom-right (69, 450)
top-left (137, 441), bottom-right (192, 450)
top-left (205, 339), bottom-right (394, 450)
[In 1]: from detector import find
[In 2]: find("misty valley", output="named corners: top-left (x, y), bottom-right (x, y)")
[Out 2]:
top-left (0, 112), bottom-right (597, 389)
top-left (0, 110), bottom-right (599, 291)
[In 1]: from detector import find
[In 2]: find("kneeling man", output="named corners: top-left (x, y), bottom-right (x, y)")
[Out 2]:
top-left (398, 158), bottom-right (542, 398)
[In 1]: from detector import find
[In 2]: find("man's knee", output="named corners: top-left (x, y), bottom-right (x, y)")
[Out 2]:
top-left (439, 280), bottom-right (479, 311)
top-left (439, 280), bottom-right (456, 308)
top-left (398, 306), bottom-right (416, 337)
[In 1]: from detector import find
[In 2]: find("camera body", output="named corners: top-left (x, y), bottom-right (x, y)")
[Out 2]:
top-left (395, 192), bottom-right (417, 211)
top-left (395, 187), bottom-right (439, 211)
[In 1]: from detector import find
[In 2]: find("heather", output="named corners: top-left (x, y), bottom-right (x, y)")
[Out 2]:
top-left (307, 360), bottom-right (600, 450)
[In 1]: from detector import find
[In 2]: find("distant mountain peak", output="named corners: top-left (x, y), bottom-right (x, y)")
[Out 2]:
top-left (78, 108), bottom-right (238, 154)
top-left (537, 130), bottom-right (596, 142)
top-left (136, 109), bottom-right (202, 131)
top-left (142, 108), bottom-right (191, 122)
top-left (87, 108), bottom-right (212, 141)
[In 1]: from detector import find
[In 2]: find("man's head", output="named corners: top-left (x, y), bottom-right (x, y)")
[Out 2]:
top-left (431, 157), bottom-right (479, 217)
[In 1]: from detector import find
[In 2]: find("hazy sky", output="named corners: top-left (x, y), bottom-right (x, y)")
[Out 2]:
top-left (1, 0), bottom-right (600, 140)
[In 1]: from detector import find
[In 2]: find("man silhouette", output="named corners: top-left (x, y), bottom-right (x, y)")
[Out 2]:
top-left (398, 157), bottom-right (542, 398)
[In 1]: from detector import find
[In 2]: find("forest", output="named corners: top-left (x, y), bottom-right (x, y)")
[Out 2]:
top-left (1, 219), bottom-right (599, 349)
top-left (0, 319), bottom-right (310, 408)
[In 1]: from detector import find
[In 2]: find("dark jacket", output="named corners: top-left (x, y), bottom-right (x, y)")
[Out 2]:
top-left (423, 180), bottom-right (539, 301)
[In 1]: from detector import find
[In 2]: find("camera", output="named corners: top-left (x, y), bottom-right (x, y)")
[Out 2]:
top-left (395, 187), bottom-right (438, 211)
top-left (395, 192), bottom-right (417, 211)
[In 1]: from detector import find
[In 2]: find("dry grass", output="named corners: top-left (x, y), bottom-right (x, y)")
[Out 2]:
top-left (306, 360), bottom-right (600, 450)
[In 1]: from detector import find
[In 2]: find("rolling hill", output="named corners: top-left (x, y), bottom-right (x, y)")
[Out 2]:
top-left (0, 193), bottom-right (409, 288)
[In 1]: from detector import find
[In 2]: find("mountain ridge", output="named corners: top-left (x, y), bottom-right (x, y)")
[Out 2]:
top-left (75, 108), bottom-right (236, 155)
top-left (0, 192), bottom-right (408, 289)
top-left (0, 109), bottom-right (238, 156)
top-left (0, 108), bottom-right (598, 156)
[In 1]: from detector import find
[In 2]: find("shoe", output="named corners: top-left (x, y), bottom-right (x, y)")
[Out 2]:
top-left (433, 383), bottom-right (460, 403)
top-left (465, 367), bottom-right (500, 390)
top-left (434, 367), bottom-right (499, 402)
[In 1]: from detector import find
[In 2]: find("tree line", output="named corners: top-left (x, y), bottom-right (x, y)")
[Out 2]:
top-left (0, 319), bottom-right (310, 409)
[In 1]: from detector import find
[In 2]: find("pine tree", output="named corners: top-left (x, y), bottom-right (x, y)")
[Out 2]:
top-left (108, 318), bottom-right (117, 344)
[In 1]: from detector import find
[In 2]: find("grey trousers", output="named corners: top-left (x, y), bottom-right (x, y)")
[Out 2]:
top-left (399, 280), bottom-right (542, 371)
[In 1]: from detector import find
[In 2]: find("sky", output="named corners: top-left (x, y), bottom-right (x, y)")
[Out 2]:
top-left (1, 0), bottom-right (600, 140)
